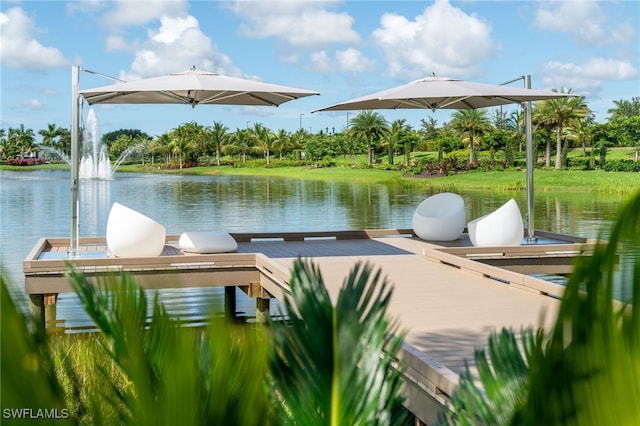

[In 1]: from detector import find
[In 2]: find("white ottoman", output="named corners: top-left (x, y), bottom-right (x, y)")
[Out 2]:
top-left (179, 231), bottom-right (238, 253)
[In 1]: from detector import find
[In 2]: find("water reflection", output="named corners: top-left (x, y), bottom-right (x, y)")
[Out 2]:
top-left (0, 170), bottom-right (633, 327)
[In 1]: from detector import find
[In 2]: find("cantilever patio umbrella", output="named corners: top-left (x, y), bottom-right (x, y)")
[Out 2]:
top-left (68, 66), bottom-right (319, 255)
top-left (312, 75), bottom-right (572, 242)
top-left (80, 68), bottom-right (319, 107)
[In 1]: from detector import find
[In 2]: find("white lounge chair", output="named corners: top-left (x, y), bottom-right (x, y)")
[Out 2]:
top-left (412, 192), bottom-right (466, 241)
top-left (179, 231), bottom-right (238, 253)
top-left (106, 202), bottom-right (166, 257)
top-left (467, 198), bottom-right (524, 247)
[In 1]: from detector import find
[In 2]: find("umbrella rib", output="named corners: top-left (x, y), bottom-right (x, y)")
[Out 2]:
top-left (199, 91), bottom-right (235, 104)
top-left (82, 90), bottom-right (191, 105)
top-left (198, 91), bottom-right (282, 106)
top-left (393, 99), bottom-right (434, 109)
top-left (249, 92), bottom-right (294, 106)
top-left (161, 91), bottom-right (193, 104)
top-left (438, 96), bottom-right (472, 109)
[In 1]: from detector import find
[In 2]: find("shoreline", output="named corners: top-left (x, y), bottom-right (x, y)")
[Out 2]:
top-left (2, 163), bottom-right (639, 194)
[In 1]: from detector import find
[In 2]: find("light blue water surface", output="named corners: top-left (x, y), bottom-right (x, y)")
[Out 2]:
top-left (0, 169), bottom-right (629, 327)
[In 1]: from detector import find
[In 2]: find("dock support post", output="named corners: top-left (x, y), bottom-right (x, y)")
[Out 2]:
top-left (224, 286), bottom-right (237, 320)
top-left (29, 294), bottom-right (45, 334)
top-left (29, 294), bottom-right (59, 332)
top-left (255, 298), bottom-right (270, 325)
top-left (44, 294), bottom-right (58, 330)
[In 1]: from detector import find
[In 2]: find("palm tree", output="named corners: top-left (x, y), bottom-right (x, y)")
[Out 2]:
top-left (533, 101), bottom-right (556, 167)
top-left (169, 123), bottom-right (202, 169)
top-left (0, 129), bottom-right (16, 159)
top-left (38, 123), bottom-right (64, 161)
top-left (152, 133), bottom-right (172, 164)
top-left (348, 111), bottom-right (389, 167)
top-left (387, 119), bottom-right (410, 165)
top-left (272, 129), bottom-right (290, 160)
top-left (57, 128), bottom-right (72, 157)
top-left (292, 128), bottom-right (309, 160)
top-left (252, 122), bottom-right (274, 164)
top-left (207, 121), bottom-right (229, 166)
top-left (8, 124), bottom-right (37, 158)
top-left (543, 89), bottom-right (590, 170)
top-left (450, 109), bottom-right (491, 165)
top-left (230, 128), bottom-right (252, 164)
top-left (607, 97), bottom-right (640, 122)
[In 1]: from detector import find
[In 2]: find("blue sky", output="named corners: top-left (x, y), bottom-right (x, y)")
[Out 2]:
top-left (1, 0), bottom-right (638, 140)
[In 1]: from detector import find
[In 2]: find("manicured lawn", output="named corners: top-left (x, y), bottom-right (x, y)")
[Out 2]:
top-left (4, 153), bottom-right (639, 194)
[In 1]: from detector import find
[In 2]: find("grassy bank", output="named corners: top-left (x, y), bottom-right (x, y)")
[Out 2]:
top-left (118, 163), bottom-right (640, 194)
top-left (4, 162), bottom-right (639, 194)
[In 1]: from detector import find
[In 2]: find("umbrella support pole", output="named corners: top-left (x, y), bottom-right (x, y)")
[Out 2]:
top-left (69, 66), bottom-right (81, 257)
top-left (523, 75), bottom-right (536, 243)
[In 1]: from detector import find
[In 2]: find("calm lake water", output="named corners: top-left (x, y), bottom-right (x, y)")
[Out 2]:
top-left (0, 169), bottom-right (632, 327)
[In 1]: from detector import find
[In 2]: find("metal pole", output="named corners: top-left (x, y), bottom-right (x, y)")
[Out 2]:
top-left (69, 66), bottom-right (81, 256)
top-left (524, 74), bottom-right (536, 242)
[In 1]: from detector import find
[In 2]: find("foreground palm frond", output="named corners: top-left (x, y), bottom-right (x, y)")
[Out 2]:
top-left (269, 259), bottom-right (408, 426)
top-left (67, 269), bottom-right (271, 426)
top-left (445, 190), bottom-right (640, 425)
top-left (0, 272), bottom-right (73, 424)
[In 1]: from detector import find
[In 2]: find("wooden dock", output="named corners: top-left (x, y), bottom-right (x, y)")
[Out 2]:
top-left (23, 229), bottom-right (597, 424)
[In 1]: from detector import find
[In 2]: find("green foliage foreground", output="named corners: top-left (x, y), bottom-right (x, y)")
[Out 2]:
top-left (445, 190), bottom-right (640, 425)
top-left (1, 260), bottom-right (407, 425)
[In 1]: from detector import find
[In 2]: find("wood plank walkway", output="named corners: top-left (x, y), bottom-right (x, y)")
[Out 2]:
top-left (24, 229), bottom-right (596, 424)
top-left (257, 235), bottom-right (561, 377)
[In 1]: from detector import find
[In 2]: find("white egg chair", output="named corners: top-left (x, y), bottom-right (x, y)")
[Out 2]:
top-left (467, 198), bottom-right (524, 247)
top-left (106, 202), bottom-right (166, 257)
top-left (412, 192), bottom-right (466, 241)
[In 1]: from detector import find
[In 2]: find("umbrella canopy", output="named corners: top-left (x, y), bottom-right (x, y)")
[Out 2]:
top-left (80, 68), bottom-right (319, 107)
top-left (68, 66), bottom-right (318, 256)
top-left (312, 76), bottom-right (564, 112)
top-left (313, 75), bottom-right (573, 243)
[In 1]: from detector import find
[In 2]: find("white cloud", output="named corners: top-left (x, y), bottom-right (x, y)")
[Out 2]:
top-left (309, 48), bottom-right (375, 73)
top-left (540, 58), bottom-right (639, 95)
top-left (371, 0), bottom-right (497, 79)
top-left (66, 0), bottom-right (105, 15)
top-left (119, 14), bottom-right (242, 80)
top-left (534, 1), bottom-right (636, 46)
top-left (231, 1), bottom-right (360, 47)
top-left (99, 0), bottom-right (188, 28)
top-left (336, 48), bottom-right (375, 73)
top-left (310, 51), bottom-right (333, 73)
top-left (105, 35), bottom-right (131, 52)
top-left (17, 99), bottom-right (44, 110)
top-left (0, 7), bottom-right (68, 70)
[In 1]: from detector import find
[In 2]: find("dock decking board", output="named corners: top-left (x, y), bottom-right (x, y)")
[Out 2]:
top-left (24, 229), bottom-right (592, 424)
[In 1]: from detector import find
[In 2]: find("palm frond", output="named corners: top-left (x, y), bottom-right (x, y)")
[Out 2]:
top-left (444, 190), bottom-right (640, 425)
top-left (268, 258), bottom-right (407, 426)
top-left (66, 267), bottom-right (271, 425)
top-left (524, 190), bottom-right (640, 425)
top-left (0, 272), bottom-right (72, 423)
top-left (444, 328), bottom-right (538, 425)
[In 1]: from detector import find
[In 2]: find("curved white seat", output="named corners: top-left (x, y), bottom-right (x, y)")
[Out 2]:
top-left (179, 231), bottom-right (238, 253)
top-left (467, 198), bottom-right (524, 247)
top-left (106, 202), bottom-right (166, 257)
top-left (412, 192), bottom-right (466, 241)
